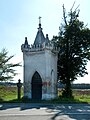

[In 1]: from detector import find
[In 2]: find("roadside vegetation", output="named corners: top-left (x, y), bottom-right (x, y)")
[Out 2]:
top-left (0, 85), bottom-right (23, 102)
top-left (57, 89), bottom-right (90, 103)
top-left (0, 85), bottom-right (90, 103)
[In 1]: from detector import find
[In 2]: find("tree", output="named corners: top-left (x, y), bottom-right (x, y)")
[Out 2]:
top-left (52, 4), bottom-right (90, 98)
top-left (0, 49), bottom-right (21, 81)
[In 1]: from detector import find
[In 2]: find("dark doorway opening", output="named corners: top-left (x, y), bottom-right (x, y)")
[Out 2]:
top-left (31, 71), bottom-right (42, 100)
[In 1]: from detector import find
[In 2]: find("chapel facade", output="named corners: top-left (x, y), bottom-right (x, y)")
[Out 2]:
top-left (21, 18), bottom-right (58, 100)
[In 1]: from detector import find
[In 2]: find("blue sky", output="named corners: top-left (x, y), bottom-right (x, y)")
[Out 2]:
top-left (0, 0), bottom-right (90, 83)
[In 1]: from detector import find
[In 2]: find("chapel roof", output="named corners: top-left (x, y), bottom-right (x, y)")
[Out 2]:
top-left (34, 17), bottom-right (49, 46)
top-left (34, 23), bottom-right (45, 46)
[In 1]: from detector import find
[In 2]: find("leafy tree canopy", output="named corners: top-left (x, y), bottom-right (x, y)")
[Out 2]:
top-left (0, 49), bottom-right (21, 81)
top-left (52, 4), bottom-right (90, 97)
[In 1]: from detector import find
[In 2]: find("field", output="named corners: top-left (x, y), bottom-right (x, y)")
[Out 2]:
top-left (0, 85), bottom-right (90, 103)
top-left (0, 85), bottom-right (23, 102)
top-left (73, 89), bottom-right (90, 103)
top-left (57, 89), bottom-right (90, 103)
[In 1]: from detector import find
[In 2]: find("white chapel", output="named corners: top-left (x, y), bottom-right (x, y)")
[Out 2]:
top-left (21, 18), bottom-right (58, 100)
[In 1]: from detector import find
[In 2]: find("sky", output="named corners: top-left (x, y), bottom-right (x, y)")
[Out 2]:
top-left (0, 0), bottom-right (90, 83)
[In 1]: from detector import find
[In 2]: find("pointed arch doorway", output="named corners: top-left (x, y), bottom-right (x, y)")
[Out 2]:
top-left (31, 71), bottom-right (42, 100)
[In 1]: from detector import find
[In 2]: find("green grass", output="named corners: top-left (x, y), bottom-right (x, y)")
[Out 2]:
top-left (57, 89), bottom-right (90, 103)
top-left (72, 89), bottom-right (90, 103)
top-left (0, 85), bottom-right (23, 102)
top-left (0, 85), bottom-right (90, 103)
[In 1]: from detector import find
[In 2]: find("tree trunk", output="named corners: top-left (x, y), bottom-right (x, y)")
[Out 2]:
top-left (62, 77), bottom-right (73, 98)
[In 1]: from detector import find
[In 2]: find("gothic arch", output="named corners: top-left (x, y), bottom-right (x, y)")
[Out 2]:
top-left (31, 71), bottom-right (42, 100)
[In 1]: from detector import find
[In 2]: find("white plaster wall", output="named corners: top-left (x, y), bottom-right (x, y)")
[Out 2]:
top-left (24, 51), bottom-right (46, 82)
top-left (45, 49), bottom-right (57, 81)
top-left (23, 49), bottom-right (58, 100)
top-left (49, 51), bottom-right (58, 97)
top-left (44, 49), bottom-right (58, 99)
top-left (23, 51), bottom-right (46, 98)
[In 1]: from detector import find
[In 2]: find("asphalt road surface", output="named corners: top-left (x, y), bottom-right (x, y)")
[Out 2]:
top-left (0, 103), bottom-right (90, 120)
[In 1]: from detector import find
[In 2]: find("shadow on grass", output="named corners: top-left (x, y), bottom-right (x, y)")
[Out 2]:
top-left (0, 97), bottom-right (22, 103)
top-left (0, 95), bottom-right (88, 104)
top-left (47, 96), bottom-right (88, 104)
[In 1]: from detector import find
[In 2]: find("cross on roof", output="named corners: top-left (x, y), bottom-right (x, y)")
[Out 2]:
top-left (39, 16), bottom-right (42, 24)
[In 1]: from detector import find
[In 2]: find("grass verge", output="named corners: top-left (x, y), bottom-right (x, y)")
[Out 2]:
top-left (0, 85), bottom-right (90, 103)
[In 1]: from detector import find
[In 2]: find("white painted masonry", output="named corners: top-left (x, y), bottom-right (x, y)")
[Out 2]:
top-left (21, 22), bottom-right (58, 100)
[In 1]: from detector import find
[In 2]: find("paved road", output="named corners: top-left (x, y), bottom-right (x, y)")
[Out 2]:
top-left (0, 103), bottom-right (90, 120)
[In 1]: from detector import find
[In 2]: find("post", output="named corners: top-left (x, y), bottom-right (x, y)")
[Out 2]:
top-left (17, 79), bottom-right (22, 100)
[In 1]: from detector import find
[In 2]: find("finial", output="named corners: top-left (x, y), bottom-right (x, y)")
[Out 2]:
top-left (24, 37), bottom-right (28, 45)
top-left (39, 16), bottom-right (42, 24)
top-left (46, 34), bottom-right (48, 38)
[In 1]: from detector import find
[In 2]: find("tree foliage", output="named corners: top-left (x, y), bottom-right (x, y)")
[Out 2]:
top-left (52, 4), bottom-right (90, 97)
top-left (0, 49), bottom-right (21, 81)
